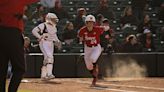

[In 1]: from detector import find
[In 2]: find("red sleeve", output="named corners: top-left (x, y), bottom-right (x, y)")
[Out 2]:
top-left (78, 29), bottom-right (84, 37)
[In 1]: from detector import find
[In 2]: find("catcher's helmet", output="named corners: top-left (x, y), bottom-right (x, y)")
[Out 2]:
top-left (45, 13), bottom-right (59, 24)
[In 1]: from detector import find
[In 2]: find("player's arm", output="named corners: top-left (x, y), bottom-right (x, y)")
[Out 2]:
top-left (79, 37), bottom-right (83, 43)
top-left (78, 29), bottom-right (84, 44)
top-left (32, 24), bottom-right (44, 41)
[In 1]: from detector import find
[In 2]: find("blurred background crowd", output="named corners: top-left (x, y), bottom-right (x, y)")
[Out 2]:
top-left (23, 0), bottom-right (164, 53)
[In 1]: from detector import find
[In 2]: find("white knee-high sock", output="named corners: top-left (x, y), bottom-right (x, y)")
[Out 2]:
top-left (47, 64), bottom-right (53, 76)
top-left (41, 66), bottom-right (47, 78)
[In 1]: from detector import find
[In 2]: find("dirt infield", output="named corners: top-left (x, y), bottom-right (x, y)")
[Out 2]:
top-left (16, 78), bottom-right (164, 92)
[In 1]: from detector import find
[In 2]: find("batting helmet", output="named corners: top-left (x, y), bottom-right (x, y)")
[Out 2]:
top-left (85, 15), bottom-right (96, 23)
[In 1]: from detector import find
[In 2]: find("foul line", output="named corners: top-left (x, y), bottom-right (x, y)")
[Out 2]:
top-left (92, 87), bottom-right (137, 92)
top-left (64, 79), bottom-right (164, 92)
top-left (64, 79), bottom-right (137, 92)
top-left (101, 83), bottom-right (164, 91)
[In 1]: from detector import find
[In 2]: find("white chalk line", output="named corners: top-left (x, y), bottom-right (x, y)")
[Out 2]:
top-left (63, 79), bottom-right (137, 92)
top-left (101, 83), bottom-right (164, 91)
top-left (91, 87), bottom-right (137, 92)
top-left (63, 79), bottom-right (164, 92)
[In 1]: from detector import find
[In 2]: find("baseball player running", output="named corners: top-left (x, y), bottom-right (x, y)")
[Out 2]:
top-left (32, 13), bottom-right (61, 81)
top-left (78, 15), bottom-right (104, 87)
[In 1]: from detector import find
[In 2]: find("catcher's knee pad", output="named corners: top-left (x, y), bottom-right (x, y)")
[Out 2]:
top-left (47, 57), bottom-right (54, 63)
top-left (43, 57), bottom-right (54, 66)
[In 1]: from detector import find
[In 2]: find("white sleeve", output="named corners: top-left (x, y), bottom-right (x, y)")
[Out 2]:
top-left (32, 23), bottom-right (44, 39)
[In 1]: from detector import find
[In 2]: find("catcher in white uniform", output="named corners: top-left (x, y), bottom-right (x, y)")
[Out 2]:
top-left (32, 13), bottom-right (61, 80)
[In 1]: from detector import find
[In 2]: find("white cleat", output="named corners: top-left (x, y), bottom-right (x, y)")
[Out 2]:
top-left (47, 75), bottom-right (55, 80)
top-left (41, 76), bottom-right (49, 81)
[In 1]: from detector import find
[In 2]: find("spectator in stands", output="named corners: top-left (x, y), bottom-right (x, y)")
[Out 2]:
top-left (131, 0), bottom-right (148, 21)
top-left (107, 36), bottom-right (120, 53)
top-left (31, 3), bottom-right (45, 25)
top-left (120, 6), bottom-right (139, 30)
top-left (137, 14), bottom-right (155, 34)
top-left (95, 14), bottom-right (104, 26)
top-left (100, 18), bottom-right (113, 52)
top-left (94, 0), bottom-right (115, 20)
top-left (158, 3), bottom-right (164, 21)
top-left (74, 8), bottom-right (87, 31)
top-left (23, 5), bottom-right (32, 21)
top-left (24, 36), bottom-right (31, 53)
top-left (139, 29), bottom-right (155, 51)
top-left (151, 0), bottom-right (163, 7)
top-left (160, 27), bottom-right (164, 41)
top-left (49, 0), bottom-right (70, 20)
top-left (62, 21), bottom-right (77, 45)
top-left (121, 35), bottom-right (143, 53)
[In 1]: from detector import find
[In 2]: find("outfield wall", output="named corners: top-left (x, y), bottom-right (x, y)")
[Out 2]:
top-left (24, 53), bottom-right (164, 78)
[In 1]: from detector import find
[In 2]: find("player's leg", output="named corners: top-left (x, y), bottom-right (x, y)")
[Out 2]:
top-left (91, 63), bottom-right (99, 86)
top-left (0, 29), bottom-right (10, 92)
top-left (90, 45), bottom-right (102, 86)
top-left (84, 46), bottom-right (94, 70)
top-left (41, 41), bottom-right (55, 79)
top-left (84, 46), bottom-right (98, 86)
top-left (8, 29), bottom-right (25, 92)
top-left (46, 42), bottom-right (54, 78)
top-left (0, 54), bottom-right (9, 92)
top-left (39, 41), bottom-right (48, 80)
top-left (91, 45), bottom-right (102, 64)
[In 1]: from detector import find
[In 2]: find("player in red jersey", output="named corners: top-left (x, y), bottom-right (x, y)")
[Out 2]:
top-left (78, 15), bottom-right (104, 87)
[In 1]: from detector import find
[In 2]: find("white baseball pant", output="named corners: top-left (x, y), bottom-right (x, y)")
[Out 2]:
top-left (39, 40), bottom-right (54, 78)
top-left (84, 44), bottom-right (102, 70)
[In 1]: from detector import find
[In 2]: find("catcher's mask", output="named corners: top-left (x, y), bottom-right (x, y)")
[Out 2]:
top-left (45, 13), bottom-right (59, 25)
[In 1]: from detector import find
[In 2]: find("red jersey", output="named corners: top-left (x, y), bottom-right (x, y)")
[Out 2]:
top-left (0, 0), bottom-right (38, 32)
top-left (78, 26), bottom-right (104, 47)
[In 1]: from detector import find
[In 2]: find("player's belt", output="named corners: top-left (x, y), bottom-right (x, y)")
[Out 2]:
top-left (86, 44), bottom-right (98, 47)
